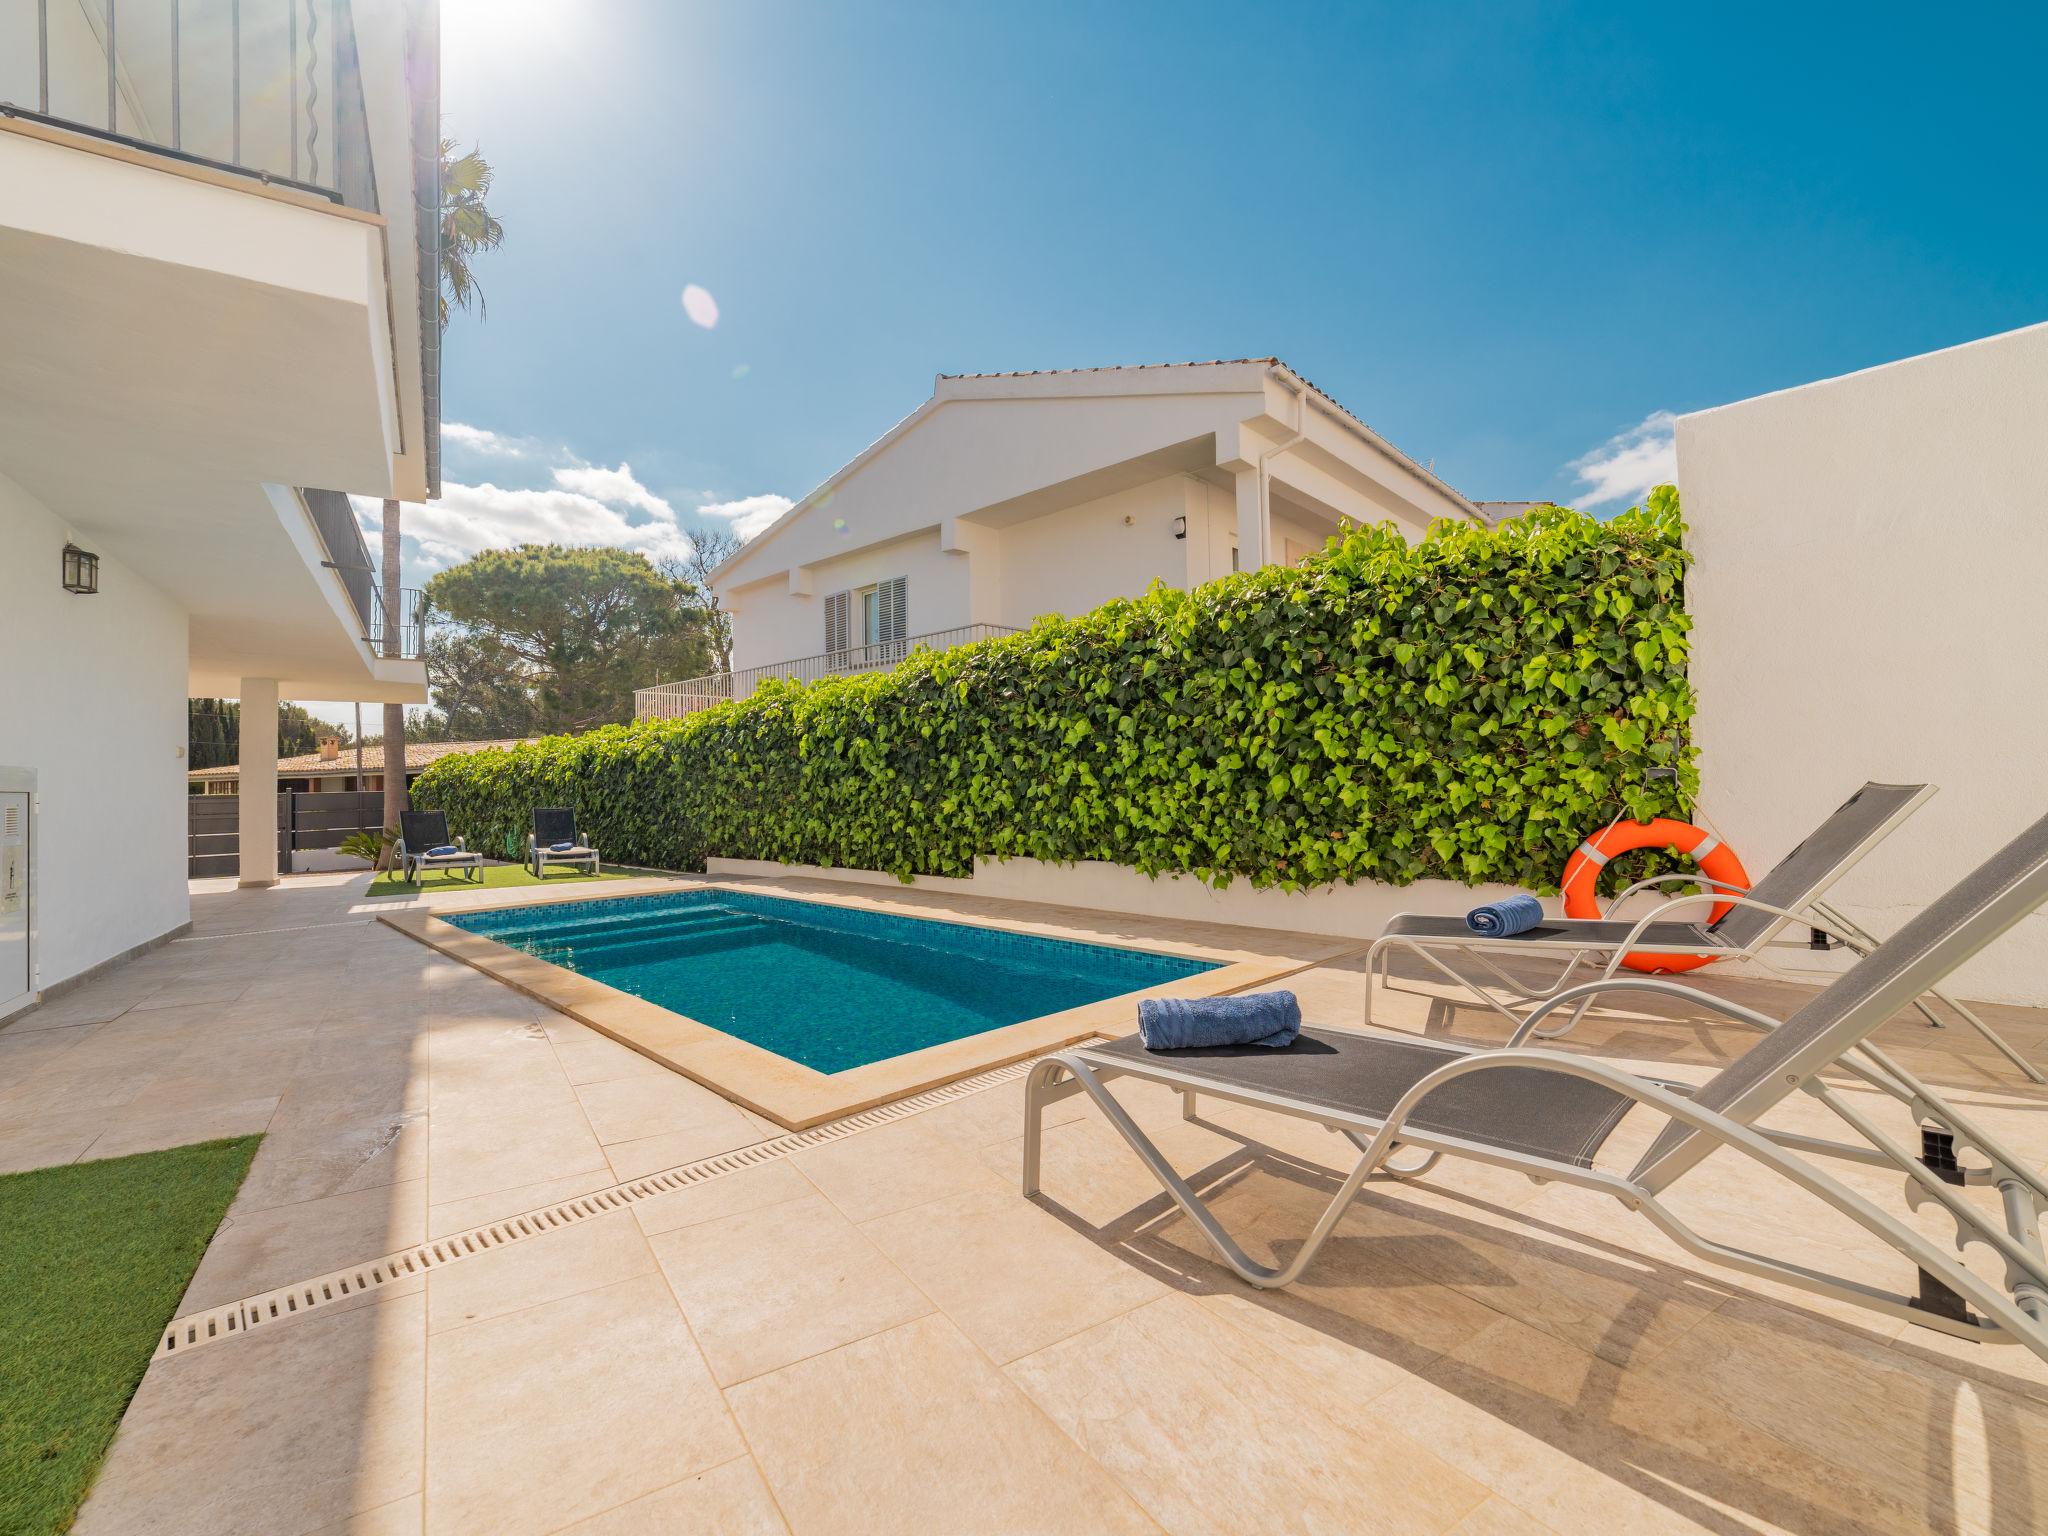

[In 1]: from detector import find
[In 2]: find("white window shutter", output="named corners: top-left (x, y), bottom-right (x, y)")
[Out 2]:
top-left (824, 591), bottom-right (850, 653)
top-left (879, 576), bottom-right (907, 643)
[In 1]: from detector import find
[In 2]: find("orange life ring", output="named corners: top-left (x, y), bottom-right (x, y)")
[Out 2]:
top-left (1560, 818), bottom-right (1750, 974)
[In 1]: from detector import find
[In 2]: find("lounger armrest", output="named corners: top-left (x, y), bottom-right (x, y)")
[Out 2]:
top-left (1608, 872), bottom-right (1751, 913)
top-left (1506, 976), bottom-right (1791, 1046)
top-left (1596, 892), bottom-right (1863, 982)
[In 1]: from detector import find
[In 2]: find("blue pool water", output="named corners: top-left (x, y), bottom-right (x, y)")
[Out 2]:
top-left (447, 890), bottom-right (1218, 1073)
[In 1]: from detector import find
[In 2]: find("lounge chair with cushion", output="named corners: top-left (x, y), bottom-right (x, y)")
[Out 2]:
top-left (395, 810), bottom-right (482, 883)
top-left (529, 807), bottom-right (600, 879)
top-left (1366, 781), bottom-right (2040, 1082)
top-left (1024, 808), bottom-right (2048, 1363)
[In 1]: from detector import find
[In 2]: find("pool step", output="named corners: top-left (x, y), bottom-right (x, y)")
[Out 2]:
top-left (527, 913), bottom-right (770, 967)
top-left (545, 922), bottom-right (779, 973)
top-left (511, 901), bottom-right (741, 945)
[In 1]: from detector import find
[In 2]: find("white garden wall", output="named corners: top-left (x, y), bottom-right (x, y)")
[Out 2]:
top-left (0, 468), bottom-right (191, 1001)
top-left (707, 855), bottom-right (1531, 948)
top-left (1679, 320), bottom-right (2048, 1005)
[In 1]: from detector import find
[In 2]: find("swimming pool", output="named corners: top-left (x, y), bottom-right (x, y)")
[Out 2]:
top-left (446, 889), bottom-right (1219, 1073)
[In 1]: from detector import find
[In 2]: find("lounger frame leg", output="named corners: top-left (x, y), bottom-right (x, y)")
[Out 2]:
top-left (1026, 1054), bottom-right (1393, 1288)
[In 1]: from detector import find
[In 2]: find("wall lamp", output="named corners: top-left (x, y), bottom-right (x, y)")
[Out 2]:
top-left (1171, 516), bottom-right (1187, 540)
top-left (61, 543), bottom-right (100, 594)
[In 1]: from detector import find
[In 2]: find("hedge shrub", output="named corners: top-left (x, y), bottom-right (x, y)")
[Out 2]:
top-left (413, 491), bottom-right (1694, 894)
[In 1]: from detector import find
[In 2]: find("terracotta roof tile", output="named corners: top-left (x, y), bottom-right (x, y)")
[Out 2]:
top-left (187, 738), bottom-right (533, 781)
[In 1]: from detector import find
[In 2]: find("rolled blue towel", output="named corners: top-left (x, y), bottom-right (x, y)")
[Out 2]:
top-left (550, 840), bottom-right (577, 853)
top-left (1139, 991), bottom-right (1301, 1051)
top-left (427, 844), bottom-right (460, 856)
top-left (1465, 893), bottom-right (1544, 938)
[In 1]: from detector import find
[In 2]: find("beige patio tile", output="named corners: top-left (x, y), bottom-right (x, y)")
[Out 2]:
top-left (602, 1117), bottom-right (765, 1181)
top-left (232, 1115), bottom-right (429, 1214)
top-left (1641, 1294), bottom-right (2048, 1530)
top-left (1009, 1292), bottom-right (1488, 1535)
top-left (1446, 1497), bottom-right (1565, 1536)
top-left (76, 1291), bottom-right (425, 1536)
top-left (427, 1165), bottom-right (621, 1238)
top-left (84, 1093), bottom-right (282, 1161)
top-left (648, 1192), bottom-right (931, 1385)
top-left (555, 1458), bottom-right (788, 1534)
top-left (860, 1187), bottom-right (1164, 1362)
top-left (790, 1114), bottom-right (1010, 1224)
top-left (632, 1158), bottom-right (813, 1237)
top-left (1380, 1314), bottom-right (1934, 1536)
top-left (575, 1071), bottom-right (759, 1147)
top-left (427, 1208), bottom-right (656, 1333)
top-left (426, 1099), bottom-right (609, 1204)
top-left (425, 1273), bottom-right (741, 1536)
top-left (126, 976), bottom-right (251, 1011)
top-left (0, 1108), bottom-right (106, 1174)
top-left (1330, 1184), bottom-right (1729, 1367)
top-left (180, 1179), bottom-right (428, 1316)
top-left (729, 1313), bottom-right (1158, 1535)
top-left (903, 1073), bottom-right (1092, 1150)
top-left (0, 1018), bottom-right (99, 1072)
top-left (306, 1494), bottom-right (424, 1535)
top-left (543, 1016), bottom-right (680, 1086)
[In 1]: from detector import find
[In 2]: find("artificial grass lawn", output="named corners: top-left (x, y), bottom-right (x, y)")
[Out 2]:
top-left (0, 1136), bottom-right (260, 1536)
top-left (364, 862), bottom-right (636, 898)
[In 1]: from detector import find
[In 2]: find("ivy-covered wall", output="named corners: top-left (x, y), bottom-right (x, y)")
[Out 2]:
top-left (413, 494), bottom-right (1694, 893)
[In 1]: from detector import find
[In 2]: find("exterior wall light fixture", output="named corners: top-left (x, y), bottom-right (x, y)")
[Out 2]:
top-left (61, 543), bottom-right (100, 595)
top-left (1171, 516), bottom-right (1187, 540)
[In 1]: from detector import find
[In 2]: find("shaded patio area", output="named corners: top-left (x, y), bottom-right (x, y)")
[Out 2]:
top-left (3, 872), bottom-right (2045, 1535)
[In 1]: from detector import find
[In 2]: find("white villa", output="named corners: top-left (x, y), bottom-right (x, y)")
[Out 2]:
top-left (0, 0), bottom-right (438, 1018)
top-left (639, 359), bottom-right (1486, 715)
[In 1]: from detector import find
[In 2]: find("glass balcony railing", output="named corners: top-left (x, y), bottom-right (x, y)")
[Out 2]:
top-left (0, 0), bottom-right (376, 211)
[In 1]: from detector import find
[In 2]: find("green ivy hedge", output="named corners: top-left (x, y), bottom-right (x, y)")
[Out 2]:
top-left (413, 492), bottom-right (1694, 893)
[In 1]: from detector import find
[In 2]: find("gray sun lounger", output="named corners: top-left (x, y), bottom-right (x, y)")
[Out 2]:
top-left (1367, 781), bottom-right (2040, 1083)
top-left (395, 810), bottom-right (482, 882)
top-left (1025, 808), bottom-right (2048, 1363)
top-left (529, 807), bottom-right (600, 879)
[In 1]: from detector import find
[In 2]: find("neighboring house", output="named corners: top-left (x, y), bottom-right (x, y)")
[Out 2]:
top-left (639, 359), bottom-right (1482, 715)
top-left (187, 738), bottom-right (531, 796)
top-left (0, 1), bottom-right (441, 1018)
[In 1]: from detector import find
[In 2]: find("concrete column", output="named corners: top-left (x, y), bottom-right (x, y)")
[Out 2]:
top-left (1233, 465), bottom-right (1270, 572)
top-left (237, 677), bottom-right (280, 888)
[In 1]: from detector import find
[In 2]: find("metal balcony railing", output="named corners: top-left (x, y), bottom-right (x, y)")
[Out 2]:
top-left (300, 488), bottom-right (423, 659)
top-left (635, 624), bottom-right (1024, 719)
top-left (368, 585), bottom-right (426, 662)
top-left (1, 0), bottom-right (377, 212)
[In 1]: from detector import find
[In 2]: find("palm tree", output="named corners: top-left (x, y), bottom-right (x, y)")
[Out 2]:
top-left (378, 138), bottom-right (504, 862)
top-left (439, 139), bottom-right (504, 329)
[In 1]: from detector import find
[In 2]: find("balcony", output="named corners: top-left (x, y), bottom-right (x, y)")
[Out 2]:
top-left (0, 0), bottom-right (376, 210)
top-left (300, 489), bottom-right (424, 659)
top-left (635, 624), bottom-right (1023, 719)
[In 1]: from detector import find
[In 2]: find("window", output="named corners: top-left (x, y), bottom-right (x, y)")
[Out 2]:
top-left (825, 576), bottom-right (907, 656)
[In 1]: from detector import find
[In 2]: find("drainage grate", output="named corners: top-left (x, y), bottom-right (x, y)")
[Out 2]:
top-left (155, 1052), bottom-right (1056, 1362)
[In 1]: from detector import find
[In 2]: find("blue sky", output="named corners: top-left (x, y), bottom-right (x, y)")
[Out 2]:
top-left (324, 0), bottom-right (2044, 720)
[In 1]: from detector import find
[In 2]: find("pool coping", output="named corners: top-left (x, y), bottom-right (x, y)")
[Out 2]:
top-left (378, 881), bottom-right (1357, 1129)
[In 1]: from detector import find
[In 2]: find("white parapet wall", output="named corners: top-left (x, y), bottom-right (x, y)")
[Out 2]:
top-left (1678, 320), bottom-right (2048, 1005)
top-left (705, 855), bottom-right (1534, 942)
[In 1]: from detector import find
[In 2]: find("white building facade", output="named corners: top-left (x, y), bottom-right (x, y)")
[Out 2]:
top-left (0, 0), bottom-right (439, 1016)
top-left (642, 361), bottom-right (1479, 715)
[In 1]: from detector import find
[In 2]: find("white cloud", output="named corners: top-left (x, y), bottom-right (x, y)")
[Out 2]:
top-left (699, 493), bottom-right (792, 539)
top-left (400, 481), bottom-right (696, 567)
top-left (550, 461), bottom-right (674, 518)
top-left (1567, 410), bottom-right (1678, 509)
top-left (440, 420), bottom-right (541, 460)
